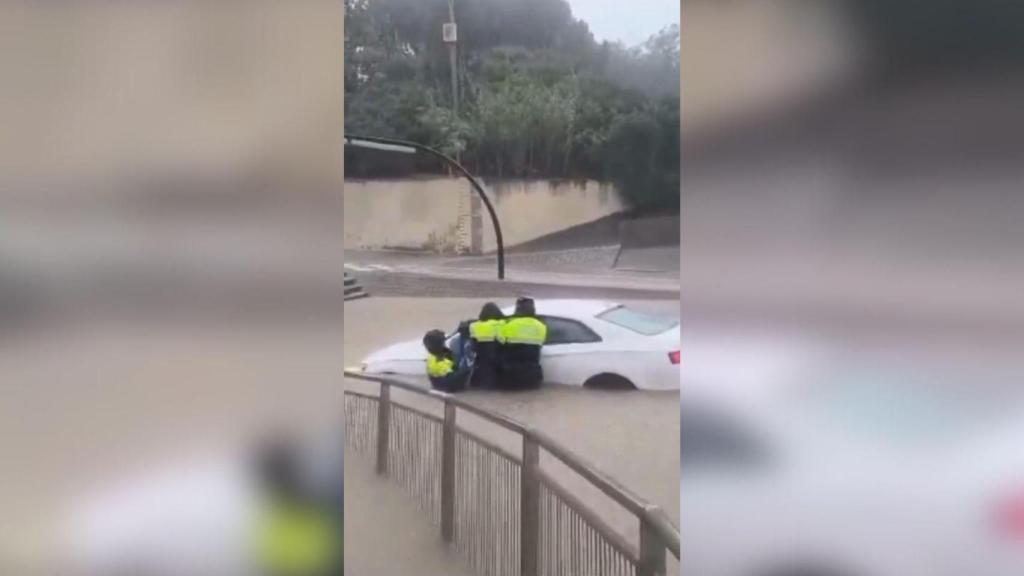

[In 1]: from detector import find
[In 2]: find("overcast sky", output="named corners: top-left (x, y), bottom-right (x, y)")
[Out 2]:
top-left (566, 0), bottom-right (679, 46)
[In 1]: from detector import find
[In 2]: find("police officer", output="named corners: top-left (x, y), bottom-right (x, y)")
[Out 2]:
top-left (499, 297), bottom-right (547, 389)
top-left (253, 438), bottom-right (343, 576)
top-left (468, 302), bottom-right (505, 389)
top-left (423, 329), bottom-right (470, 393)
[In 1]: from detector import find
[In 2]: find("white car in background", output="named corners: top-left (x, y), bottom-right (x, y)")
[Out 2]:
top-left (358, 300), bottom-right (680, 390)
top-left (679, 335), bottom-right (1024, 576)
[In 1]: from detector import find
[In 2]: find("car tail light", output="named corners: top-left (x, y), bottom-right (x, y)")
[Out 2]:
top-left (668, 350), bottom-right (680, 365)
top-left (995, 490), bottom-right (1024, 538)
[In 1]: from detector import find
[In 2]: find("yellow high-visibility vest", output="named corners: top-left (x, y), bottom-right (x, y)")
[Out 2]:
top-left (470, 319), bottom-right (505, 342)
top-left (500, 317), bottom-right (547, 346)
top-left (255, 501), bottom-right (341, 576)
top-left (427, 353), bottom-right (455, 378)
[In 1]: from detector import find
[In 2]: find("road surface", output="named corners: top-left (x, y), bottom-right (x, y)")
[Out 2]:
top-left (346, 453), bottom-right (471, 576)
top-left (343, 296), bottom-right (680, 572)
top-left (343, 247), bottom-right (680, 297)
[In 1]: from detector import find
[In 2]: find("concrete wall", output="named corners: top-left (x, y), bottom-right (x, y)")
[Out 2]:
top-left (682, 0), bottom-right (859, 136)
top-left (343, 177), bottom-right (624, 254)
top-left (478, 180), bottom-right (624, 253)
top-left (343, 178), bottom-right (470, 252)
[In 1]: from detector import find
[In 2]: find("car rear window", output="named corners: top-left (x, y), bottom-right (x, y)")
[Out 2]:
top-left (596, 306), bottom-right (678, 335)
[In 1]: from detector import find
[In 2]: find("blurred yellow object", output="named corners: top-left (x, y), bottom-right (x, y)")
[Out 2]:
top-left (255, 500), bottom-right (341, 576)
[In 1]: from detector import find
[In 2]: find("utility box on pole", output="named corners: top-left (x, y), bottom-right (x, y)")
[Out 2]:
top-left (442, 22), bottom-right (457, 43)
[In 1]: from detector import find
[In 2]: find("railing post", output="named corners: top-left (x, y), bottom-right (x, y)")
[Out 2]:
top-left (441, 401), bottom-right (456, 543)
top-left (376, 382), bottom-right (391, 475)
top-left (521, 435), bottom-right (540, 576)
top-left (638, 512), bottom-right (667, 576)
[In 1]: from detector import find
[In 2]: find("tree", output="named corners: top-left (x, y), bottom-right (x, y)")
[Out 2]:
top-left (418, 103), bottom-right (472, 158)
top-left (603, 25), bottom-right (680, 99)
top-left (470, 73), bottom-right (535, 177)
top-left (604, 96), bottom-right (680, 214)
top-left (344, 0), bottom-right (680, 213)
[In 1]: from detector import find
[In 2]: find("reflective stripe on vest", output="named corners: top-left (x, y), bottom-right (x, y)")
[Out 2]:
top-left (470, 319), bottom-right (505, 342)
top-left (427, 353), bottom-right (455, 377)
top-left (501, 317), bottom-right (547, 345)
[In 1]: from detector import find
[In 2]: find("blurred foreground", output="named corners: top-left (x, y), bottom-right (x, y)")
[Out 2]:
top-left (682, 1), bottom-right (1024, 575)
top-left (0, 2), bottom-right (343, 574)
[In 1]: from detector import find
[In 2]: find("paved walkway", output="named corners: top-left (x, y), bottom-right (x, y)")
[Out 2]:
top-left (345, 454), bottom-right (472, 576)
top-left (344, 248), bottom-right (680, 293)
top-left (614, 245), bottom-right (680, 273)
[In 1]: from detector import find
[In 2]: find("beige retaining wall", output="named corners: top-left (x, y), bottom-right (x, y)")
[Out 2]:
top-left (344, 178), bottom-right (471, 253)
top-left (343, 178), bottom-right (624, 254)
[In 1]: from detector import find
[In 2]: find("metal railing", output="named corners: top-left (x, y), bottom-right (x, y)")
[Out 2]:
top-left (344, 371), bottom-right (680, 576)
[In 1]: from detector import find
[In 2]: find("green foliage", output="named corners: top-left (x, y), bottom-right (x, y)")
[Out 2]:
top-left (606, 96), bottom-right (680, 214)
top-left (418, 102), bottom-right (472, 158)
top-left (467, 73), bottom-right (580, 177)
top-left (344, 0), bottom-right (680, 213)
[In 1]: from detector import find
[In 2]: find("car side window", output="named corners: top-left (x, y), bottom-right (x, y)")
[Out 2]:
top-left (538, 316), bottom-right (602, 346)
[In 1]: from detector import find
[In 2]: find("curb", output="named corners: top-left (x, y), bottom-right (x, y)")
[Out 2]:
top-left (344, 272), bottom-right (370, 301)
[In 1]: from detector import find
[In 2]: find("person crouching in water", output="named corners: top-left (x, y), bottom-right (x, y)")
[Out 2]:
top-left (468, 302), bottom-right (505, 389)
top-left (252, 437), bottom-right (342, 576)
top-left (423, 329), bottom-right (470, 393)
top-left (499, 297), bottom-right (547, 389)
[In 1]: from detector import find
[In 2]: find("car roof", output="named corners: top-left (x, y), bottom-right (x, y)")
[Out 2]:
top-left (500, 299), bottom-right (620, 318)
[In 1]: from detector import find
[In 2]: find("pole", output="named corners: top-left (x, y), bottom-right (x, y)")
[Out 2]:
top-left (441, 401), bottom-right (456, 543)
top-left (345, 135), bottom-right (506, 279)
top-left (638, 511), bottom-right (668, 576)
top-left (447, 0), bottom-right (458, 118)
top-left (520, 435), bottom-right (540, 576)
top-left (376, 382), bottom-right (391, 475)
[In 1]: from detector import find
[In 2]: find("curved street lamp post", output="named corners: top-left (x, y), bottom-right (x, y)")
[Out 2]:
top-left (345, 134), bottom-right (506, 280)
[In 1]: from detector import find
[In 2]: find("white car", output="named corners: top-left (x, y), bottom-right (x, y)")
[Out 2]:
top-left (359, 300), bottom-right (680, 390)
top-left (680, 334), bottom-right (1024, 576)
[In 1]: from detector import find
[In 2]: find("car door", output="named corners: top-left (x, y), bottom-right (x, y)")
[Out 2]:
top-left (537, 315), bottom-right (604, 386)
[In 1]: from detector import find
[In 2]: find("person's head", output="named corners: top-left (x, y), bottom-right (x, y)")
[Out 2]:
top-left (514, 297), bottom-right (536, 317)
top-left (256, 436), bottom-right (303, 500)
top-left (422, 329), bottom-right (448, 355)
top-left (479, 302), bottom-right (504, 321)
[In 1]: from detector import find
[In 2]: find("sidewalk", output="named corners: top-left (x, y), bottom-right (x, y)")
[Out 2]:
top-left (345, 248), bottom-right (680, 294)
top-left (422, 264), bottom-right (679, 292)
top-left (345, 454), bottom-right (471, 576)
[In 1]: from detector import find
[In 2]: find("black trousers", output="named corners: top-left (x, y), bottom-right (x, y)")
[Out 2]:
top-left (498, 362), bottom-right (543, 390)
top-left (470, 359), bottom-right (500, 389)
top-left (499, 343), bottom-right (543, 389)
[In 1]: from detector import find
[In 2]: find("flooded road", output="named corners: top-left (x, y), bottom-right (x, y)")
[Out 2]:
top-left (344, 297), bottom-right (680, 568)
